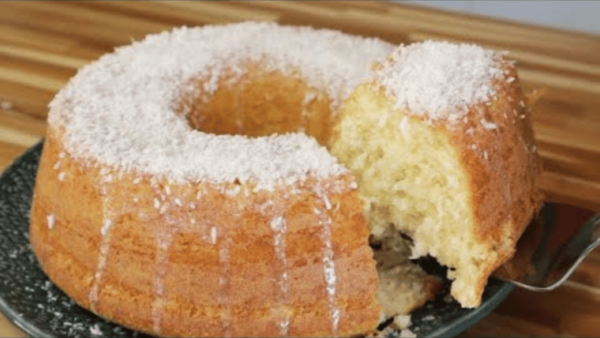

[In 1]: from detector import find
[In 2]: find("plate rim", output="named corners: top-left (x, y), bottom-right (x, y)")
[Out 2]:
top-left (0, 141), bottom-right (54, 338)
top-left (0, 296), bottom-right (54, 338)
top-left (425, 282), bottom-right (513, 338)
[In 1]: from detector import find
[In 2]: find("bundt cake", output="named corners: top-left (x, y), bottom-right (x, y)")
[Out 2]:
top-left (29, 22), bottom-right (542, 337)
top-left (330, 41), bottom-right (543, 308)
top-left (29, 22), bottom-right (442, 337)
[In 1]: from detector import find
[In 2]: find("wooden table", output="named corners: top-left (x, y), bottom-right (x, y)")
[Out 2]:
top-left (1, 1), bottom-right (599, 337)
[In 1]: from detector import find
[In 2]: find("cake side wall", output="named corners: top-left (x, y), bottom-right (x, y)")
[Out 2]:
top-left (445, 62), bottom-right (544, 307)
top-left (29, 129), bottom-right (382, 337)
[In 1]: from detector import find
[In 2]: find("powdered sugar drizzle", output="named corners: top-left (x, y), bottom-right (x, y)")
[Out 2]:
top-left (48, 22), bottom-right (393, 189)
top-left (374, 40), bottom-right (505, 121)
top-left (316, 189), bottom-right (340, 335)
top-left (270, 216), bottom-right (291, 336)
top-left (218, 233), bottom-right (232, 337)
top-left (210, 225), bottom-right (217, 245)
top-left (89, 216), bottom-right (113, 313)
top-left (152, 233), bottom-right (173, 335)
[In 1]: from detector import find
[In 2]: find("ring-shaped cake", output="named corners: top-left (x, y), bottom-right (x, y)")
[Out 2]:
top-left (30, 22), bottom-right (542, 337)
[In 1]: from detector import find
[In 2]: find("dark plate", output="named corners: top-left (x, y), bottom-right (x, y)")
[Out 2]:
top-left (0, 141), bottom-right (513, 338)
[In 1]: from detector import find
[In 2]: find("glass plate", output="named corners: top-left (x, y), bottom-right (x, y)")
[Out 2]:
top-left (0, 141), bottom-right (513, 338)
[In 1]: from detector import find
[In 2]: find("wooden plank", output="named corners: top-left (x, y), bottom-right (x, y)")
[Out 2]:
top-left (0, 315), bottom-right (26, 338)
top-left (0, 79), bottom-right (56, 119)
top-left (462, 312), bottom-right (561, 337)
top-left (0, 44), bottom-right (88, 70)
top-left (72, 1), bottom-right (235, 26)
top-left (0, 2), bottom-right (171, 49)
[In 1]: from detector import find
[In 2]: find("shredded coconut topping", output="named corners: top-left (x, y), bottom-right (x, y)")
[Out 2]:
top-left (374, 40), bottom-right (505, 120)
top-left (48, 22), bottom-right (393, 187)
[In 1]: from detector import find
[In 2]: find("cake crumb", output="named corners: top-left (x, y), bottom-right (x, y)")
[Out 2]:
top-left (90, 324), bottom-right (102, 335)
top-left (422, 315), bottom-right (436, 321)
top-left (394, 314), bottom-right (412, 329)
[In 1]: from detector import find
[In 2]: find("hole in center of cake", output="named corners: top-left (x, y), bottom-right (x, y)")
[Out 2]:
top-left (180, 63), bottom-right (333, 146)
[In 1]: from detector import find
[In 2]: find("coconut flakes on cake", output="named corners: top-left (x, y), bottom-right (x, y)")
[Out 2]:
top-left (374, 40), bottom-right (505, 121)
top-left (47, 22), bottom-right (394, 188)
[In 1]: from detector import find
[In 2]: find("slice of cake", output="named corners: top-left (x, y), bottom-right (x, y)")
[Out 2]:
top-left (330, 40), bottom-right (543, 308)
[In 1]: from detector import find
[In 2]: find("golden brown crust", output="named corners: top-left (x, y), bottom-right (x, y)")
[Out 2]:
top-left (30, 130), bottom-right (382, 337)
top-left (433, 61), bottom-right (544, 306)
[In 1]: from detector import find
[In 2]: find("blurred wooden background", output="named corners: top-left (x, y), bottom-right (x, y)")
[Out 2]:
top-left (0, 1), bottom-right (599, 337)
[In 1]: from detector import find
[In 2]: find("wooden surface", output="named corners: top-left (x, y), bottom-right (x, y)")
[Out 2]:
top-left (0, 1), bottom-right (599, 337)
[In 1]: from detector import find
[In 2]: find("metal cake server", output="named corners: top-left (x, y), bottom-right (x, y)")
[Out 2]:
top-left (494, 202), bottom-right (600, 291)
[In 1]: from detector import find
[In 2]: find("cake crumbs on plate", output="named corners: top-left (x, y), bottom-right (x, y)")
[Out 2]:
top-left (90, 324), bottom-right (103, 335)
